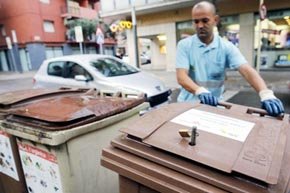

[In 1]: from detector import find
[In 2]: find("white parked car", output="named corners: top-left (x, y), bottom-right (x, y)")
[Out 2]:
top-left (33, 54), bottom-right (171, 107)
top-left (122, 54), bottom-right (151, 65)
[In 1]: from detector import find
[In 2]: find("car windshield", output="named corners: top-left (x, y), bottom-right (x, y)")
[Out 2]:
top-left (90, 58), bottom-right (139, 77)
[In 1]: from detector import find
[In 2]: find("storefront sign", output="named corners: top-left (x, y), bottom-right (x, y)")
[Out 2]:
top-left (110, 21), bottom-right (132, 32)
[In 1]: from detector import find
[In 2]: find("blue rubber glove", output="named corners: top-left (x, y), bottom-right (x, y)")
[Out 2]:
top-left (259, 89), bottom-right (284, 117)
top-left (196, 87), bottom-right (218, 106)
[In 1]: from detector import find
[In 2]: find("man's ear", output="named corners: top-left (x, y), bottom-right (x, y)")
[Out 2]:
top-left (214, 15), bottom-right (220, 25)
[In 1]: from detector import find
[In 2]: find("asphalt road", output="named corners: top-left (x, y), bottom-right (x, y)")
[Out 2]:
top-left (0, 78), bottom-right (33, 94)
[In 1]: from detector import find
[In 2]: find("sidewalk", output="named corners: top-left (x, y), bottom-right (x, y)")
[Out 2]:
top-left (0, 71), bottom-right (36, 81)
top-left (224, 70), bottom-right (290, 93)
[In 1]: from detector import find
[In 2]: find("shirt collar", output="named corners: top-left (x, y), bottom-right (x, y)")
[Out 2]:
top-left (195, 34), bottom-right (218, 49)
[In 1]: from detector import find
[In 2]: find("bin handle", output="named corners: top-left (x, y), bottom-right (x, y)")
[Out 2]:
top-left (246, 108), bottom-right (284, 120)
top-left (217, 101), bottom-right (232, 109)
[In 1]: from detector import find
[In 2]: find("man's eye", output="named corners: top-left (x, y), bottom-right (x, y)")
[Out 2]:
top-left (192, 18), bottom-right (209, 24)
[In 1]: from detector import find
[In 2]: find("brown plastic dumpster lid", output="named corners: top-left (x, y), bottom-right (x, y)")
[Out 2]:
top-left (0, 88), bottom-right (88, 108)
top-left (5, 91), bottom-right (145, 130)
top-left (120, 102), bottom-right (290, 185)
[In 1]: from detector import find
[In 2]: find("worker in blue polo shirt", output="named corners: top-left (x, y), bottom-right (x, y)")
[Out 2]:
top-left (176, 1), bottom-right (284, 117)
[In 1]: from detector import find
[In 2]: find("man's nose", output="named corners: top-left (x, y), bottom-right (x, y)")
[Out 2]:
top-left (196, 22), bottom-right (204, 29)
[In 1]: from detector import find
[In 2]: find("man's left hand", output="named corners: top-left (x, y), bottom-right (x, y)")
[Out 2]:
top-left (259, 89), bottom-right (284, 117)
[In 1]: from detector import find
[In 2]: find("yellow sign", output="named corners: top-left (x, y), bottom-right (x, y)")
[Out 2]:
top-left (110, 21), bottom-right (132, 32)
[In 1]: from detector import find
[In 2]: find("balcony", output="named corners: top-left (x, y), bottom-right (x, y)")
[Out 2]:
top-left (61, 6), bottom-right (97, 20)
top-left (100, 0), bottom-right (193, 18)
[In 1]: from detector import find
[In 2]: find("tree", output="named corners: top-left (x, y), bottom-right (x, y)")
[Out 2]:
top-left (65, 19), bottom-right (97, 41)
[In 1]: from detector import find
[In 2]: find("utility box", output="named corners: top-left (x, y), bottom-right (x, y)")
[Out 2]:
top-left (102, 102), bottom-right (290, 193)
top-left (1, 89), bottom-right (148, 193)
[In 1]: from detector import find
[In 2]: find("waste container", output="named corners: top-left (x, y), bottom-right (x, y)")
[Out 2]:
top-left (0, 130), bottom-right (27, 193)
top-left (0, 178), bottom-right (3, 192)
top-left (0, 88), bottom-right (90, 193)
top-left (101, 102), bottom-right (290, 193)
top-left (1, 89), bottom-right (148, 193)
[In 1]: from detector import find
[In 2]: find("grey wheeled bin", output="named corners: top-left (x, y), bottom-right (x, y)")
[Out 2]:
top-left (1, 89), bottom-right (148, 193)
top-left (0, 88), bottom-right (89, 193)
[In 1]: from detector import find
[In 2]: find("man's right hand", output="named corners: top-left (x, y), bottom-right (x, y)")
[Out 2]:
top-left (196, 87), bottom-right (218, 106)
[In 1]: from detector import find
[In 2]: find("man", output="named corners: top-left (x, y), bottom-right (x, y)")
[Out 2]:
top-left (176, 1), bottom-right (284, 117)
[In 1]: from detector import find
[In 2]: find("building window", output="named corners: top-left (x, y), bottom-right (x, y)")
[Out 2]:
top-left (39, 0), bottom-right (50, 4)
top-left (19, 48), bottom-right (32, 72)
top-left (176, 20), bottom-right (195, 42)
top-left (254, 9), bottom-right (290, 50)
top-left (45, 47), bottom-right (63, 59)
top-left (43, 21), bottom-right (55, 33)
top-left (254, 9), bottom-right (290, 68)
top-left (87, 47), bottom-right (97, 54)
top-left (0, 50), bottom-right (9, 72)
top-left (176, 15), bottom-right (239, 45)
top-left (219, 15), bottom-right (240, 46)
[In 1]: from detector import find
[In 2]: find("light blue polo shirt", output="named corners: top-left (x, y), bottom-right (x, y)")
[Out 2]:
top-left (176, 34), bottom-right (247, 102)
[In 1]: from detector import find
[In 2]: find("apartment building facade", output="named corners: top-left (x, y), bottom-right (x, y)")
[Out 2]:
top-left (0, 0), bottom-right (115, 72)
top-left (100, 0), bottom-right (290, 71)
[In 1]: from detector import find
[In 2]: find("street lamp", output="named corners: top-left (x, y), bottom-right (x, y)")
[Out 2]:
top-left (131, 0), bottom-right (140, 68)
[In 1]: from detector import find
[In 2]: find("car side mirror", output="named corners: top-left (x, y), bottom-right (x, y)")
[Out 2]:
top-left (74, 75), bottom-right (88, 82)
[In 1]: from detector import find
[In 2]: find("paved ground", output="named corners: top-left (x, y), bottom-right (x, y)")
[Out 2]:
top-left (228, 91), bottom-right (290, 114)
top-left (145, 69), bottom-right (290, 92)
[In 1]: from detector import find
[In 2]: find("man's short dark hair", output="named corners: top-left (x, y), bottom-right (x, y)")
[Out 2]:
top-left (193, 1), bottom-right (216, 15)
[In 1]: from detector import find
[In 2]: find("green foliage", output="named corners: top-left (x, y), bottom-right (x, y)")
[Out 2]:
top-left (66, 19), bottom-right (97, 40)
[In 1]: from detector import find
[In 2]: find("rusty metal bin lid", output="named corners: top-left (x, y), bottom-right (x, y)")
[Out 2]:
top-left (5, 91), bottom-right (145, 131)
top-left (0, 88), bottom-right (88, 109)
top-left (120, 102), bottom-right (290, 185)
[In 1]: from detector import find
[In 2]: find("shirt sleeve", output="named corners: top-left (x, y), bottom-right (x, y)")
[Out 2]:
top-left (176, 39), bottom-right (190, 69)
top-left (225, 41), bottom-right (248, 69)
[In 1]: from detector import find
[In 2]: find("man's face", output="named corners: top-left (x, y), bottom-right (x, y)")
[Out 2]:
top-left (191, 7), bottom-right (218, 43)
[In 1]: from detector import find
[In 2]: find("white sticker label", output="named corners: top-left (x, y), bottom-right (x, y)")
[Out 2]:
top-left (171, 109), bottom-right (254, 142)
top-left (0, 131), bottom-right (19, 181)
top-left (18, 142), bottom-right (63, 193)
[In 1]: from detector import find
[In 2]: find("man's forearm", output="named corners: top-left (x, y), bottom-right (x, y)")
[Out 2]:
top-left (238, 64), bottom-right (268, 92)
top-left (176, 69), bottom-right (200, 94)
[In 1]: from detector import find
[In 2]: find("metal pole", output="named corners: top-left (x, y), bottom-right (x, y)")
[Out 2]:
top-left (6, 36), bottom-right (17, 72)
top-left (256, 0), bottom-right (264, 72)
top-left (131, 2), bottom-right (140, 68)
top-left (9, 49), bottom-right (17, 72)
top-left (79, 42), bottom-right (83, 54)
top-left (11, 30), bottom-right (22, 72)
top-left (99, 43), bottom-right (103, 54)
